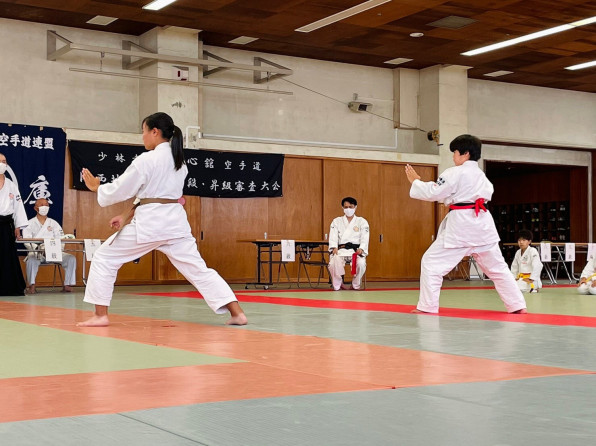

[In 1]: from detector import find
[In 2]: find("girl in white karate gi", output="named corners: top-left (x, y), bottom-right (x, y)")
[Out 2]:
top-left (578, 256), bottom-right (596, 295)
top-left (0, 153), bottom-right (28, 296)
top-left (404, 134), bottom-right (527, 314)
top-left (510, 230), bottom-right (543, 293)
top-left (328, 196), bottom-right (369, 290)
top-left (79, 112), bottom-right (247, 327)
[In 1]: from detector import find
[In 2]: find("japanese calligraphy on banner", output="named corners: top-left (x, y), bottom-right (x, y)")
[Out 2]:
top-left (0, 123), bottom-right (66, 224)
top-left (69, 141), bottom-right (284, 198)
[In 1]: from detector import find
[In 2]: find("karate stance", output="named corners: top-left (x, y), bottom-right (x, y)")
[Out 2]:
top-left (23, 198), bottom-right (77, 294)
top-left (78, 112), bottom-right (247, 327)
top-left (0, 152), bottom-right (27, 296)
top-left (510, 230), bottom-right (543, 293)
top-left (405, 134), bottom-right (527, 314)
top-left (578, 256), bottom-right (596, 295)
top-left (328, 197), bottom-right (369, 290)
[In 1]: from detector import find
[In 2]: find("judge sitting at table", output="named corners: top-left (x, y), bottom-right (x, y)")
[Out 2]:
top-left (328, 196), bottom-right (369, 290)
top-left (22, 198), bottom-right (76, 294)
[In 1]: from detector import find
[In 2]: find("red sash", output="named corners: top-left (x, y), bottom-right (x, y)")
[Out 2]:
top-left (449, 198), bottom-right (487, 216)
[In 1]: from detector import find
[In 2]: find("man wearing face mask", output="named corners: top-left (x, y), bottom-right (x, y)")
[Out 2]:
top-left (0, 152), bottom-right (28, 296)
top-left (328, 196), bottom-right (370, 291)
top-left (23, 198), bottom-right (76, 294)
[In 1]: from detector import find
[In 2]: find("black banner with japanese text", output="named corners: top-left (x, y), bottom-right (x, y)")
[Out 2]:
top-left (0, 123), bottom-right (67, 224)
top-left (68, 141), bottom-right (284, 198)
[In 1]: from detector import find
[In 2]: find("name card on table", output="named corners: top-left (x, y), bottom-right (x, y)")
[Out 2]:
top-left (84, 239), bottom-right (102, 261)
top-left (588, 243), bottom-right (596, 261)
top-left (281, 239), bottom-right (296, 262)
top-left (540, 242), bottom-right (551, 262)
top-left (43, 238), bottom-right (62, 262)
top-left (565, 243), bottom-right (575, 262)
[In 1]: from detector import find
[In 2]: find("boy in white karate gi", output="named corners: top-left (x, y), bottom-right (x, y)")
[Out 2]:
top-left (23, 198), bottom-right (77, 294)
top-left (510, 230), bottom-right (543, 293)
top-left (328, 197), bottom-right (369, 290)
top-left (405, 134), bottom-right (527, 314)
top-left (578, 255), bottom-right (596, 295)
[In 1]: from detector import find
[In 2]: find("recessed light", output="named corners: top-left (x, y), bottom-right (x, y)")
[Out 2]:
top-left (384, 57), bottom-right (413, 65)
top-left (142, 0), bottom-right (177, 11)
top-left (228, 36), bottom-right (259, 45)
top-left (484, 70), bottom-right (513, 77)
top-left (462, 15), bottom-right (596, 56)
top-left (409, 32), bottom-right (424, 38)
top-left (86, 16), bottom-right (118, 26)
top-left (295, 0), bottom-right (391, 33)
top-left (565, 60), bottom-right (596, 70)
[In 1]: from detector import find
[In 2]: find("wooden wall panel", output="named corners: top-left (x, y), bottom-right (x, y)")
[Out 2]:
top-left (267, 157), bottom-right (324, 279)
top-left (199, 197), bottom-right (269, 282)
top-left (322, 159), bottom-right (383, 278)
top-left (380, 164), bottom-right (436, 280)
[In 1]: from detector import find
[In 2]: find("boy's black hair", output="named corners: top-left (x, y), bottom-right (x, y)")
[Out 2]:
top-left (341, 196), bottom-right (357, 207)
top-left (517, 230), bottom-right (533, 242)
top-left (449, 134), bottom-right (482, 161)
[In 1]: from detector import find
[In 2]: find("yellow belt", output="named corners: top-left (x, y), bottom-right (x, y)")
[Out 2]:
top-left (517, 273), bottom-right (531, 279)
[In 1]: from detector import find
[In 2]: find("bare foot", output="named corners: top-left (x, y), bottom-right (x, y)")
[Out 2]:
top-left (226, 313), bottom-right (248, 326)
top-left (411, 309), bottom-right (431, 314)
top-left (77, 315), bottom-right (110, 327)
top-left (62, 286), bottom-right (73, 293)
top-left (27, 285), bottom-right (36, 295)
top-left (510, 308), bottom-right (528, 314)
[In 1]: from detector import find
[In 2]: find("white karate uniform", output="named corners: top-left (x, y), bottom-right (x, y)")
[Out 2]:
top-left (510, 246), bottom-right (543, 292)
top-left (0, 178), bottom-right (28, 228)
top-left (578, 256), bottom-right (596, 295)
top-left (410, 160), bottom-right (527, 313)
top-left (84, 142), bottom-right (237, 313)
top-left (22, 216), bottom-right (76, 286)
top-left (328, 215), bottom-right (369, 290)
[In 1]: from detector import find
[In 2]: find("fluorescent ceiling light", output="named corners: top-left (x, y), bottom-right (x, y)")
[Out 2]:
top-left (484, 70), bottom-right (513, 77)
top-left (462, 15), bottom-right (596, 56)
top-left (295, 0), bottom-right (392, 33)
top-left (229, 36), bottom-right (259, 45)
top-left (143, 0), bottom-right (177, 11)
top-left (565, 60), bottom-right (596, 70)
top-left (86, 16), bottom-right (118, 26)
top-left (384, 57), bottom-right (412, 65)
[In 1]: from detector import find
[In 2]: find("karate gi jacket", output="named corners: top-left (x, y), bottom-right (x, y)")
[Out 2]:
top-left (96, 142), bottom-right (191, 244)
top-left (410, 160), bottom-right (500, 248)
top-left (511, 246), bottom-right (543, 282)
top-left (0, 178), bottom-right (27, 228)
top-left (22, 216), bottom-right (65, 260)
top-left (328, 215), bottom-right (370, 256)
top-left (581, 256), bottom-right (596, 280)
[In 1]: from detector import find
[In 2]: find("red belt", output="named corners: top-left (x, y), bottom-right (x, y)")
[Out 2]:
top-left (449, 198), bottom-right (487, 216)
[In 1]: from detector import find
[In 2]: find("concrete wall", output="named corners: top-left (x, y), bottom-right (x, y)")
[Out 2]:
top-left (0, 18), bottom-right (140, 133)
top-left (469, 79), bottom-right (596, 149)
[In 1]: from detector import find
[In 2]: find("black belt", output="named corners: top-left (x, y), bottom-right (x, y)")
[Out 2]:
top-left (337, 243), bottom-right (360, 250)
top-left (451, 202), bottom-right (489, 208)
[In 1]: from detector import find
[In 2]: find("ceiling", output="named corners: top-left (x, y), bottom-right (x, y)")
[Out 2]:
top-left (1, 0), bottom-right (596, 92)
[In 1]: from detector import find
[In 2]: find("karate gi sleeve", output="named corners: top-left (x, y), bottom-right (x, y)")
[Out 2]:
top-left (529, 248), bottom-right (543, 282)
top-left (359, 218), bottom-right (370, 256)
top-left (581, 256), bottom-right (596, 279)
top-left (97, 163), bottom-right (146, 207)
top-left (12, 186), bottom-right (28, 229)
top-left (511, 251), bottom-right (520, 278)
top-left (328, 218), bottom-right (339, 250)
top-left (409, 167), bottom-right (457, 203)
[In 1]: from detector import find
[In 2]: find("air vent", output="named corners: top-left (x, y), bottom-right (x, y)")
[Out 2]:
top-left (427, 16), bottom-right (476, 29)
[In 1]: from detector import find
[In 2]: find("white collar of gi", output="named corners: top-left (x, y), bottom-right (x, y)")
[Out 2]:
top-left (154, 141), bottom-right (170, 151)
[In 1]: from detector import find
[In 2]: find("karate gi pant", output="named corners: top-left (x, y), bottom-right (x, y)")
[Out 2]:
top-left (84, 222), bottom-right (237, 313)
top-left (26, 253), bottom-right (76, 286)
top-left (417, 235), bottom-right (527, 313)
top-left (516, 277), bottom-right (541, 293)
top-left (577, 281), bottom-right (596, 295)
top-left (328, 254), bottom-right (366, 290)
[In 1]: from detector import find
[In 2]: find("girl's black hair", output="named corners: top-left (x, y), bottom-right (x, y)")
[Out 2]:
top-left (449, 134), bottom-right (482, 161)
top-left (142, 112), bottom-right (185, 170)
